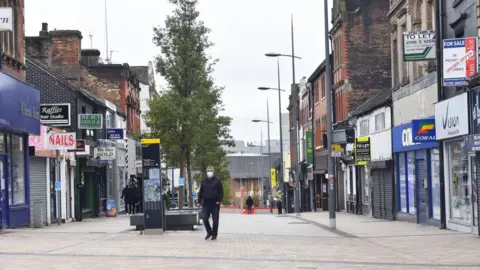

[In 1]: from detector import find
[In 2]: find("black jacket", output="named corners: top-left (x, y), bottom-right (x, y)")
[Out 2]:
top-left (198, 176), bottom-right (223, 204)
top-left (246, 198), bottom-right (253, 207)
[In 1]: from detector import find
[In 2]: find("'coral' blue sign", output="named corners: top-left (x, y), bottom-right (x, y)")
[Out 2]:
top-left (411, 119), bottom-right (436, 143)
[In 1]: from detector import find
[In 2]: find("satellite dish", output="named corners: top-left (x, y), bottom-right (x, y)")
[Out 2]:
top-left (148, 61), bottom-right (155, 86)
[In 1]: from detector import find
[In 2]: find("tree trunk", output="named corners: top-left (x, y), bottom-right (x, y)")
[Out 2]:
top-left (186, 148), bottom-right (194, 208)
top-left (178, 145), bottom-right (186, 209)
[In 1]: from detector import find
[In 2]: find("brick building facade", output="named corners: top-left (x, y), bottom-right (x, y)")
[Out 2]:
top-left (0, 0), bottom-right (25, 79)
top-left (331, 0), bottom-right (392, 122)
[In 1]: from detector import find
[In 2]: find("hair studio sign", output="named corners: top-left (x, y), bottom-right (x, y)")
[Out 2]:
top-left (40, 104), bottom-right (71, 126)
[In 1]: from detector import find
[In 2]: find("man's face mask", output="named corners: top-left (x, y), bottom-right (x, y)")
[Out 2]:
top-left (207, 171), bottom-right (214, 178)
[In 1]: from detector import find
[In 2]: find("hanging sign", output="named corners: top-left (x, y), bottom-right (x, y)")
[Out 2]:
top-left (106, 128), bottom-right (124, 140)
top-left (354, 136), bottom-right (371, 165)
top-left (40, 104), bottom-right (71, 126)
top-left (94, 147), bottom-right (116, 160)
top-left (443, 37), bottom-right (478, 86)
top-left (46, 132), bottom-right (76, 150)
top-left (403, 31), bottom-right (436, 61)
top-left (270, 168), bottom-right (276, 188)
top-left (0, 8), bottom-right (12, 31)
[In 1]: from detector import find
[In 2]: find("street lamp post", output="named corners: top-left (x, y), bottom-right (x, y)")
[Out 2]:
top-left (262, 16), bottom-right (301, 216)
top-left (252, 114), bottom-right (272, 201)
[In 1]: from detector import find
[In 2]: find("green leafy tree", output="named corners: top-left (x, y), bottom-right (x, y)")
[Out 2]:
top-left (149, 0), bottom-right (233, 207)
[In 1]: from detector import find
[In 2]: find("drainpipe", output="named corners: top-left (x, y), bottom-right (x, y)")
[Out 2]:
top-left (387, 102), bottom-right (396, 220)
top-left (434, 0), bottom-right (446, 229)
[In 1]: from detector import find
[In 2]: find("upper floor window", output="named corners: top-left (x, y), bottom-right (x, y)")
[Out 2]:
top-left (375, 112), bottom-right (386, 131)
top-left (321, 78), bottom-right (326, 99)
top-left (105, 111), bottom-right (112, 129)
top-left (359, 119), bottom-right (369, 136)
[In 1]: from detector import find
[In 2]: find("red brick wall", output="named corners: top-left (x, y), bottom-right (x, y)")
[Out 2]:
top-left (1, 0), bottom-right (25, 80)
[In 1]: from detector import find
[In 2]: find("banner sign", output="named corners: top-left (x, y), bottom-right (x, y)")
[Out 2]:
top-left (305, 131), bottom-right (313, 164)
top-left (403, 31), bottom-right (436, 61)
top-left (270, 168), bottom-right (276, 188)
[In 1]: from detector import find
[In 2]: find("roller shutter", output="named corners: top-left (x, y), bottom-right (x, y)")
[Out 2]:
top-left (29, 157), bottom-right (47, 226)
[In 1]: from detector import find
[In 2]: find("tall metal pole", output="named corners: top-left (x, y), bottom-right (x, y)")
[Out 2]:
top-left (290, 15), bottom-right (301, 216)
top-left (434, 0), bottom-right (447, 230)
top-left (56, 150), bottom-right (61, 226)
top-left (324, 0), bottom-right (336, 229)
top-left (104, 0), bottom-right (110, 62)
top-left (266, 100), bottom-right (272, 193)
top-left (276, 57), bottom-right (286, 213)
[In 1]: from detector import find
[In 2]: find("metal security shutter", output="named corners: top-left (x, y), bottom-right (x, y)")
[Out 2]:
top-left (382, 168), bottom-right (394, 221)
top-left (475, 156), bottom-right (480, 228)
top-left (416, 160), bottom-right (427, 224)
top-left (29, 157), bottom-right (47, 226)
top-left (372, 170), bottom-right (381, 219)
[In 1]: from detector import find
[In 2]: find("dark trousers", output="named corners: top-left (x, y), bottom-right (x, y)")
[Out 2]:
top-left (129, 202), bottom-right (136, 214)
top-left (124, 201), bottom-right (130, 214)
top-left (247, 206), bottom-right (252, 214)
top-left (203, 203), bottom-right (220, 236)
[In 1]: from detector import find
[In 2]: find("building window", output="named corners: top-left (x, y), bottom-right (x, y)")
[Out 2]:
top-left (314, 81), bottom-right (319, 103)
top-left (392, 38), bottom-right (399, 86)
top-left (430, 148), bottom-right (441, 220)
top-left (105, 111), bottom-right (112, 129)
top-left (0, 132), bottom-right (4, 153)
top-left (401, 24), bottom-right (409, 82)
top-left (407, 151), bottom-right (416, 214)
top-left (447, 140), bottom-right (470, 224)
top-left (374, 112), bottom-right (385, 131)
top-left (321, 78), bottom-right (326, 99)
top-left (11, 134), bottom-right (25, 205)
top-left (398, 153), bottom-right (407, 213)
top-left (359, 119), bottom-right (369, 136)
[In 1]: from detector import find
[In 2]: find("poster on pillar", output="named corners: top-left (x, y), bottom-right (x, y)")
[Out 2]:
top-left (270, 168), bottom-right (276, 190)
top-left (354, 137), bottom-right (371, 165)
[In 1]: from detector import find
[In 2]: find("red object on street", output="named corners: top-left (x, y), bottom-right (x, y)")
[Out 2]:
top-left (241, 208), bottom-right (255, 214)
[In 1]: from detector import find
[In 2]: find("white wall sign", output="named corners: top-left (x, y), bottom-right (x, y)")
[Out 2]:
top-left (0, 8), bottom-right (13, 32)
top-left (47, 132), bottom-right (76, 150)
top-left (94, 147), bottom-right (116, 160)
top-left (434, 92), bottom-right (469, 140)
top-left (403, 31), bottom-right (436, 61)
top-left (443, 37), bottom-right (478, 86)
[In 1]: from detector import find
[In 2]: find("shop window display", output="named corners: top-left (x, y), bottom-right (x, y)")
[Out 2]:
top-left (407, 152), bottom-right (416, 214)
top-left (448, 140), bottom-right (471, 223)
top-left (430, 148), bottom-right (441, 220)
top-left (399, 153), bottom-right (407, 213)
top-left (12, 135), bottom-right (25, 205)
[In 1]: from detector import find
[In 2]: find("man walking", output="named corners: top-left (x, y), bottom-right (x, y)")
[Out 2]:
top-left (198, 166), bottom-right (223, 241)
top-left (121, 184), bottom-right (130, 215)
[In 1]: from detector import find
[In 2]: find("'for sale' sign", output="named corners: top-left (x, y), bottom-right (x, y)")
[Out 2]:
top-left (47, 132), bottom-right (76, 150)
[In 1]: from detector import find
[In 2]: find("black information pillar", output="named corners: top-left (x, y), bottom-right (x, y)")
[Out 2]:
top-left (141, 139), bottom-right (165, 231)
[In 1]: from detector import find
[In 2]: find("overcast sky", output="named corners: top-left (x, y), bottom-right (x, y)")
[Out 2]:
top-left (25, 0), bottom-right (331, 143)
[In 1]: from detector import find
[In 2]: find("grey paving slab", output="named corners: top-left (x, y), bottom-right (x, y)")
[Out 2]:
top-left (0, 212), bottom-right (480, 269)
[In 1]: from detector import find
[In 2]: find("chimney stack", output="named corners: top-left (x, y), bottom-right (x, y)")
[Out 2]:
top-left (25, 23), bottom-right (53, 66)
top-left (50, 29), bottom-right (83, 65)
top-left (80, 49), bottom-right (100, 66)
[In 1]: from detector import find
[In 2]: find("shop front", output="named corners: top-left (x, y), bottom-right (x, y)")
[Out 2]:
top-left (435, 93), bottom-right (474, 233)
top-left (28, 125), bottom-right (56, 227)
top-left (314, 151), bottom-right (328, 211)
top-left (0, 71), bottom-right (41, 228)
top-left (392, 118), bottom-right (440, 225)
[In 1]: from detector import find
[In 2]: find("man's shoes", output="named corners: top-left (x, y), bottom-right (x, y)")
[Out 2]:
top-left (205, 233), bottom-right (212, 240)
top-left (211, 235), bottom-right (217, 241)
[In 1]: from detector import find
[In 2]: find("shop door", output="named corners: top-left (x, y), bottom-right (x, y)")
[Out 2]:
top-left (0, 156), bottom-right (7, 228)
top-left (416, 160), bottom-right (427, 224)
top-left (372, 169), bottom-right (394, 220)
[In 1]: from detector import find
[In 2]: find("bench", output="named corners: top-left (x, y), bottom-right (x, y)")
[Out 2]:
top-left (129, 208), bottom-right (202, 231)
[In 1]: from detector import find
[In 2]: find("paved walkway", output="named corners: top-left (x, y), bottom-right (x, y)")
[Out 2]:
top-left (0, 212), bottom-right (479, 269)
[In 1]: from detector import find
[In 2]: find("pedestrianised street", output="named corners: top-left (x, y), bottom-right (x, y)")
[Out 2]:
top-left (1, 213), bottom-right (480, 269)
